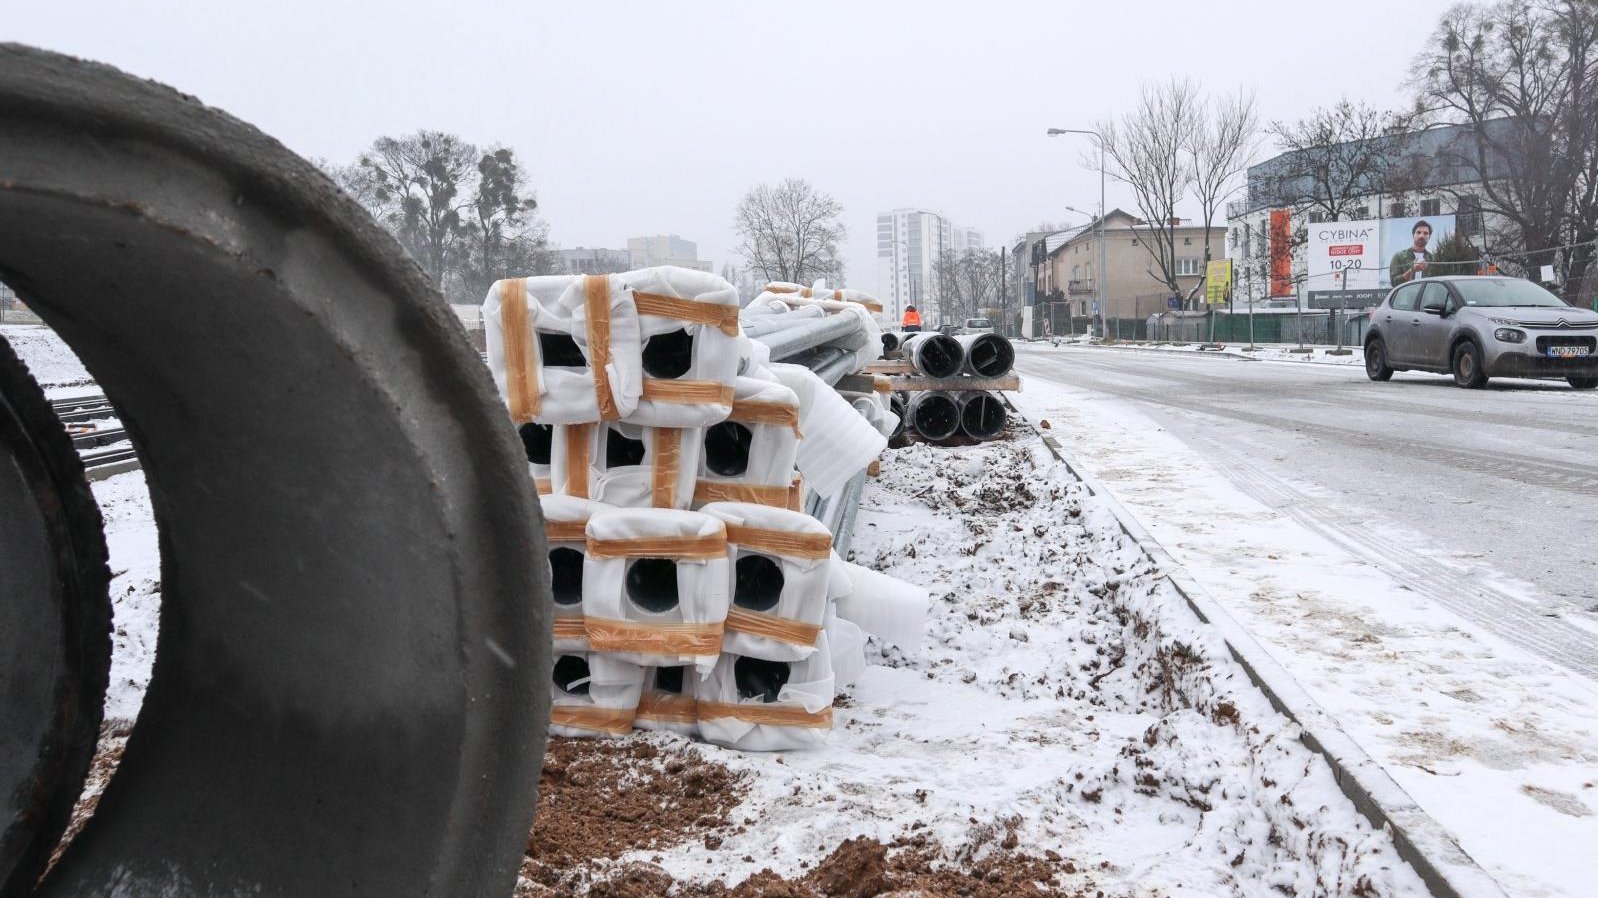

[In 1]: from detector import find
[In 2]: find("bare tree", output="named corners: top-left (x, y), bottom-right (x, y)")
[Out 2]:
top-left (353, 130), bottom-right (479, 285)
top-left (1266, 100), bottom-right (1416, 224)
top-left (1413, 0), bottom-right (1598, 299)
top-left (734, 179), bottom-right (846, 285)
top-left (1187, 89), bottom-right (1260, 300)
top-left (457, 147), bottom-right (551, 302)
top-left (1098, 79), bottom-right (1201, 301)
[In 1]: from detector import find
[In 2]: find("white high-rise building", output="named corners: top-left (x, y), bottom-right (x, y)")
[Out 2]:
top-left (875, 208), bottom-right (984, 326)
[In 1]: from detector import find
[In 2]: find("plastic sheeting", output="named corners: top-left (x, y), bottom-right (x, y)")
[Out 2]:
top-left (582, 508), bottom-right (730, 673)
top-left (694, 376), bottom-right (801, 510)
top-left (483, 275), bottom-right (644, 425)
top-left (697, 631), bottom-right (836, 752)
top-left (541, 494), bottom-right (613, 653)
top-left (549, 652), bottom-right (646, 739)
top-left (832, 558), bottom-right (928, 650)
top-left (702, 502), bottom-right (832, 663)
top-left (767, 363), bottom-right (887, 498)
top-left (622, 267), bottom-right (743, 428)
top-left (551, 421), bottom-right (703, 510)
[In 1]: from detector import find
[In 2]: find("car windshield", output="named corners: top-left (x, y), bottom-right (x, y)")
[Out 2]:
top-left (1451, 278), bottom-right (1569, 308)
top-left (966, 319), bottom-right (991, 327)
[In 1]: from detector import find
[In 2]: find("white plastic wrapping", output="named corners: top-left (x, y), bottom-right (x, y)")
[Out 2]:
top-left (483, 275), bottom-right (643, 425)
top-left (833, 558), bottom-right (928, 650)
top-left (701, 502), bottom-right (833, 662)
top-left (768, 362), bottom-right (887, 498)
top-left (552, 421), bottom-right (702, 509)
top-left (823, 606), bottom-right (867, 688)
top-left (634, 665), bottom-right (699, 737)
top-left (695, 376), bottom-right (802, 509)
top-left (697, 631), bottom-right (836, 752)
top-left (621, 266), bottom-right (743, 428)
top-left (549, 652), bottom-right (646, 738)
top-left (582, 508), bottom-right (731, 672)
top-left (541, 494), bottom-right (613, 653)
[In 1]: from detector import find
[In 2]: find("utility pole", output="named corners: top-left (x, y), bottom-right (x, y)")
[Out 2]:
top-left (1047, 126), bottom-right (1107, 341)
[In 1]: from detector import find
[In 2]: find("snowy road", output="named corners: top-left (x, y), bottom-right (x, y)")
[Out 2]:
top-left (1015, 344), bottom-right (1598, 680)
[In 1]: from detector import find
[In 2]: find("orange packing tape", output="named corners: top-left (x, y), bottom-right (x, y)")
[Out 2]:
top-left (697, 700), bottom-right (833, 729)
top-left (583, 275), bottom-right (621, 421)
top-left (565, 423), bottom-right (592, 498)
top-left (633, 291), bottom-right (741, 337)
top-left (584, 617), bottom-right (725, 657)
top-left (499, 279), bottom-right (541, 423)
top-left (535, 477), bottom-right (553, 496)
top-left (788, 475), bottom-right (804, 512)
top-left (766, 284), bottom-right (801, 295)
top-left (692, 481), bottom-right (793, 509)
top-left (724, 524), bottom-right (831, 560)
top-left (641, 379), bottom-right (736, 406)
top-left (636, 692), bottom-right (699, 725)
top-left (586, 532), bottom-right (728, 560)
top-left (550, 705), bottom-right (635, 736)
top-left (652, 427), bottom-right (680, 508)
top-left (725, 606), bottom-right (822, 647)
top-left (727, 399), bottom-right (801, 436)
top-left (546, 520), bottom-right (588, 543)
top-left (871, 376), bottom-right (892, 394)
top-left (552, 617), bottom-right (588, 640)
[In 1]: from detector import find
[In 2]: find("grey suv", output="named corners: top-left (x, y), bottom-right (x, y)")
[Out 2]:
top-left (1364, 276), bottom-right (1598, 389)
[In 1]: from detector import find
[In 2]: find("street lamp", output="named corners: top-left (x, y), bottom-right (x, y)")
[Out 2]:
top-left (1047, 127), bottom-right (1107, 338)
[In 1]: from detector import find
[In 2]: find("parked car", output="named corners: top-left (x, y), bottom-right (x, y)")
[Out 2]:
top-left (962, 317), bottom-right (995, 336)
top-left (937, 323), bottom-right (960, 337)
top-left (1364, 276), bottom-right (1598, 389)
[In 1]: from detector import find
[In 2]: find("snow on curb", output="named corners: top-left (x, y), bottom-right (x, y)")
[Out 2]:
top-left (1023, 416), bottom-right (1505, 898)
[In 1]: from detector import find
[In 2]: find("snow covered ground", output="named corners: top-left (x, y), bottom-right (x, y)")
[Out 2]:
top-left (1, 322), bottom-right (104, 398)
top-left (6, 321), bottom-right (1428, 894)
top-left (1012, 348), bottom-right (1598, 898)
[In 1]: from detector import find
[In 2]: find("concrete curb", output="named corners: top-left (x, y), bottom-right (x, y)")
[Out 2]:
top-left (1013, 405), bottom-right (1506, 898)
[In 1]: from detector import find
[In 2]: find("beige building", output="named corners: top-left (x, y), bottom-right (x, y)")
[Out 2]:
top-left (1039, 209), bottom-right (1225, 325)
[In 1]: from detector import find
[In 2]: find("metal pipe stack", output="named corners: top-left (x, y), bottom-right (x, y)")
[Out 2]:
top-left (899, 333), bottom-right (1016, 444)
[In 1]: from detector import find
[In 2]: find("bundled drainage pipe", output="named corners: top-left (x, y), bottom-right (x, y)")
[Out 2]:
top-left (905, 391), bottom-right (961, 442)
top-left (0, 45), bottom-right (546, 896)
top-left (956, 391), bottom-right (1008, 441)
top-left (902, 332), bottom-right (964, 378)
top-left (956, 334), bottom-right (1015, 377)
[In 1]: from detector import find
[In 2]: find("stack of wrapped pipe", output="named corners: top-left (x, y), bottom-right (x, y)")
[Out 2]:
top-left (484, 267), bottom-right (926, 751)
top-left (895, 331), bottom-right (1016, 444)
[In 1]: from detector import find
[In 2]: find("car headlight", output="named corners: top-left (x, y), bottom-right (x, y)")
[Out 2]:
top-left (1494, 328), bottom-right (1527, 344)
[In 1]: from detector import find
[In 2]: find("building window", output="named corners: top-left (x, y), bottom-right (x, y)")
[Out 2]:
top-left (1419, 198), bottom-right (1441, 216)
top-left (1390, 202), bottom-right (1407, 218)
top-left (1308, 211), bottom-right (1324, 224)
top-left (1175, 258), bottom-right (1202, 276)
top-left (1183, 237), bottom-right (1192, 245)
top-left (1457, 195), bottom-right (1482, 235)
top-left (1354, 206), bottom-right (1370, 219)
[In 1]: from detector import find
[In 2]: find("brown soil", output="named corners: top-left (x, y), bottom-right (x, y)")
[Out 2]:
top-left (586, 835), bottom-right (1099, 898)
top-left (48, 720), bottom-right (134, 870)
top-left (518, 736), bottom-right (748, 896)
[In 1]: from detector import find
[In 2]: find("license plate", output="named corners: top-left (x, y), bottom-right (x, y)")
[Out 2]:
top-left (1548, 346), bottom-right (1591, 359)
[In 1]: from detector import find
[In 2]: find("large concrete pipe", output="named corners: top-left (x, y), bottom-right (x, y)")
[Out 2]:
top-left (880, 332), bottom-right (901, 354)
top-left (956, 391), bottom-right (1007, 441)
top-left (0, 338), bottom-right (111, 895)
top-left (955, 334), bottom-right (1015, 378)
top-left (902, 333), bottom-right (963, 378)
top-left (888, 393), bottom-right (908, 439)
top-left (906, 391), bottom-right (961, 442)
top-left (0, 45), bottom-right (548, 897)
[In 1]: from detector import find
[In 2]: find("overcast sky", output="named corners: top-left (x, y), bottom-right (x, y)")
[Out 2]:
top-left (9, 0), bottom-right (1460, 295)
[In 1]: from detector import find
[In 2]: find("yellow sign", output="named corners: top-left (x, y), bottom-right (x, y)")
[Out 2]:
top-left (1205, 259), bottom-right (1233, 305)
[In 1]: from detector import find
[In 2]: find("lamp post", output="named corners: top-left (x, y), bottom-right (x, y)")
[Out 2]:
top-left (1048, 127), bottom-right (1106, 339)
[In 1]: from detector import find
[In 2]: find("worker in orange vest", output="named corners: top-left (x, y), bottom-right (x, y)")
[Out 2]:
top-left (902, 304), bottom-right (922, 332)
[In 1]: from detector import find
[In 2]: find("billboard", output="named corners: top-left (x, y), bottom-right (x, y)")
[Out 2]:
top-left (1205, 259), bottom-right (1232, 304)
top-left (1268, 209), bottom-right (1294, 297)
top-left (1307, 219), bottom-right (1380, 295)
top-left (1380, 214), bottom-right (1457, 287)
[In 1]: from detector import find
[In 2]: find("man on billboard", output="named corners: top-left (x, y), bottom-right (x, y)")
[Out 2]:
top-left (1389, 220), bottom-right (1435, 285)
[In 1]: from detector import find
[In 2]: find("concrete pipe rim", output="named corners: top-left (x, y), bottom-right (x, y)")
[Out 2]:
top-left (908, 391), bottom-right (961, 442)
top-left (0, 44), bottom-right (548, 896)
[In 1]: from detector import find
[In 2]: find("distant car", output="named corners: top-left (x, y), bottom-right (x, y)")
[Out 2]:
top-left (937, 323), bottom-right (960, 337)
top-left (962, 317), bottom-right (995, 336)
top-left (1364, 276), bottom-right (1598, 389)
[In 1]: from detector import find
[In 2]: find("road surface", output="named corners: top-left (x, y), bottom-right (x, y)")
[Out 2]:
top-left (1015, 344), bottom-right (1598, 682)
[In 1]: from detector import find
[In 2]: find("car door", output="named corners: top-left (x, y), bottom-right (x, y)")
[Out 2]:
top-left (1381, 283), bottom-right (1424, 363)
top-left (1411, 282), bottom-right (1454, 369)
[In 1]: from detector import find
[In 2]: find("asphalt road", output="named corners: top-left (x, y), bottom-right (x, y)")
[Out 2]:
top-left (1015, 344), bottom-right (1598, 681)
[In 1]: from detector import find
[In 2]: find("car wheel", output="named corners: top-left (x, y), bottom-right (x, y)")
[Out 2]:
top-left (1452, 341), bottom-right (1489, 389)
top-left (1365, 338), bottom-right (1394, 381)
top-left (1568, 376), bottom-right (1598, 390)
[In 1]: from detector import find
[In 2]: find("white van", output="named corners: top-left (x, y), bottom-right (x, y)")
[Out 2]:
top-left (962, 317), bottom-right (995, 336)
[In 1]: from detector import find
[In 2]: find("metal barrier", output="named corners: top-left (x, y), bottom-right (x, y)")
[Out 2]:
top-left (1, 44), bottom-right (547, 896)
